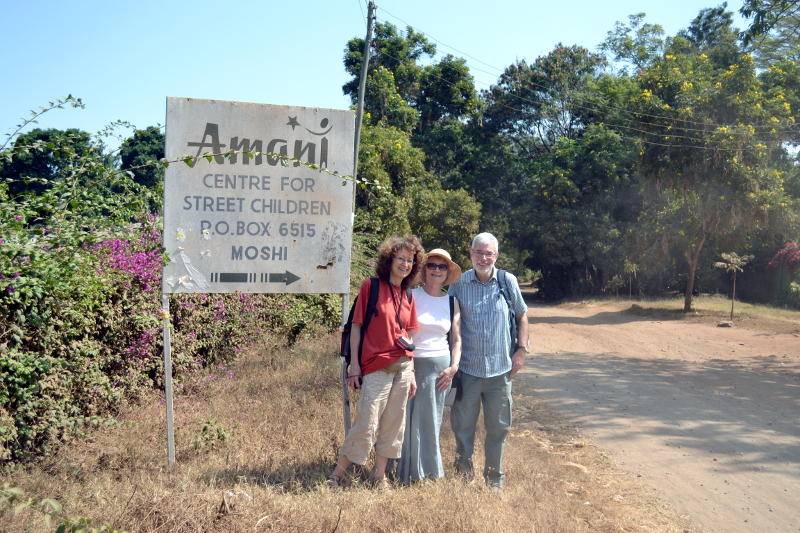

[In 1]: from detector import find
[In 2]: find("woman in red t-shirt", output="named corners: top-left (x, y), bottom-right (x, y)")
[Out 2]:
top-left (328, 235), bottom-right (425, 491)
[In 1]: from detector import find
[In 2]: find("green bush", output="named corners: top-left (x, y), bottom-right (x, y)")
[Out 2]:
top-left (0, 120), bottom-right (340, 462)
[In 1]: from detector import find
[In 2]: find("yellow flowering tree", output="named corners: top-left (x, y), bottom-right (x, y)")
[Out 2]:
top-left (625, 7), bottom-right (795, 311)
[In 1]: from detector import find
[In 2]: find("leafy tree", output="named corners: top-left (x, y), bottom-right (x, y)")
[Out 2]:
top-left (675, 5), bottom-right (743, 69)
top-left (354, 123), bottom-right (429, 237)
top-left (353, 122), bottom-right (482, 256)
top-left (514, 124), bottom-right (639, 299)
top-left (416, 54), bottom-right (479, 130)
top-left (482, 45), bottom-right (605, 156)
top-left (119, 126), bottom-right (165, 190)
top-left (340, 13), bottom-right (800, 308)
top-left (625, 7), bottom-right (794, 311)
top-left (740, 0), bottom-right (800, 44)
top-left (602, 13), bottom-right (666, 73)
top-left (714, 252), bottom-right (754, 319)
top-left (406, 184), bottom-right (481, 266)
top-left (344, 22), bottom-right (477, 135)
top-left (444, 125), bottom-right (527, 242)
top-left (0, 128), bottom-right (103, 198)
top-left (679, 4), bottom-right (736, 49)
top-left (753, 56), bottom-right (800, 154)
top-left (343, 22), bottom-right (435, 106)
top-left (476, 45), bottom-right (638, 298)
top-left (413, 117), bottom-right (477, 190)
top-left (749, 13), bottom-right (800, 67)
top-left (364, 66), bottom-right (420, 132)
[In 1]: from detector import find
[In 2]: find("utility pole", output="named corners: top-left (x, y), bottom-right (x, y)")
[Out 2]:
top-left (341, 0), bottom-right (376, 434)
top-left (352, 0), bottom-right (375, 195)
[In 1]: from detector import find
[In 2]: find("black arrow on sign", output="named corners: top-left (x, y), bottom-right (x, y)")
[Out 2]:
top-left (269, 271), bottom-right (301, 286)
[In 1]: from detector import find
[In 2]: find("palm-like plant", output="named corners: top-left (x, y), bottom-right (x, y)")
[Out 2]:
top-left (623, 259), bottom-right (639, 300)
top-left (714, 252), bottom-right (754, 321)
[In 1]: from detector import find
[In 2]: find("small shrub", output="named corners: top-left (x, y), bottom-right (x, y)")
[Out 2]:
top-left (192, 419), bottom-right (233, 451)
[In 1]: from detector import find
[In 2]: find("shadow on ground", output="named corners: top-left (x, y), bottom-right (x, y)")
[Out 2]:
top-left (524, 304), bottom-right (687, 326)
top-left (518, 351), bottom-right (800, 478)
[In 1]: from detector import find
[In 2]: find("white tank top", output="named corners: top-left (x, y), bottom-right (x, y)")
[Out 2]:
top-left (410, 287), bottom-right (451, 359)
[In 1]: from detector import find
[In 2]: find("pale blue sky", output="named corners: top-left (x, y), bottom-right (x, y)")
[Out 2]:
top-left (1, 0), bottom-right (744, 147)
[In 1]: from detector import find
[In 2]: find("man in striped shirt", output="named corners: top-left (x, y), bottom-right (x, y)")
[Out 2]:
top-left (448, 232), bottom-right (529, 488)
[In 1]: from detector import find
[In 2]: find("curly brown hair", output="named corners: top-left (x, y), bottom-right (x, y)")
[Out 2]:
top-left (375, 235), bottom-right (426, 290)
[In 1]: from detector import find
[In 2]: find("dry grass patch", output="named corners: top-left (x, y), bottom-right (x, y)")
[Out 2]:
top-left (575, 295), bottom-right (800, 335)
top-left (2, 334), bottom-right (693, 532)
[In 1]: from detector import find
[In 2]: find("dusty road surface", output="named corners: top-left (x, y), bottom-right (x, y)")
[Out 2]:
top-left (515, 301), bottom-right (800, 533)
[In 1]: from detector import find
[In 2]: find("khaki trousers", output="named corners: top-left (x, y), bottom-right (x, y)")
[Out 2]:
top-left (341, 362), bottom-right (413, 464)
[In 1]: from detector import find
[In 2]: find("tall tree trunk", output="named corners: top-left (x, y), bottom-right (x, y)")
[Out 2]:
top-left (730, 271), bottom-right (737, 321)
top-left (684, 258), bottom-right (697, 312)
top-left (683, 234), bottom-right (707, 313)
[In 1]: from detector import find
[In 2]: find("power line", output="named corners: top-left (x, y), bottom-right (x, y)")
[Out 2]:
top-left (377, 5), bottom-right (506, 75)
top-left (363, 25), bottom-right (786, 151)
top-left (371, 11), bottom-right (800, 139)
top-left (357, 0), bottom-right (367, 25)
top-left (487, 95), bottom-right (773, 153)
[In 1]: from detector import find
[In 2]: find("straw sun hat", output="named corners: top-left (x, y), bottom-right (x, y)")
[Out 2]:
top-left (425, 248), bottom-right (462, 286)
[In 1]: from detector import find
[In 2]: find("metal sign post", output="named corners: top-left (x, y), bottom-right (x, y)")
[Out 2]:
top-left (340, 293), bottom-right (351, 433)
top-left (162, 294), bottom-right (176, 467)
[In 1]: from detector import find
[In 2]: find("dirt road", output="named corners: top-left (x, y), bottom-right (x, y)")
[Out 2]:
top-left (515, 302), bottom-right (800, 533)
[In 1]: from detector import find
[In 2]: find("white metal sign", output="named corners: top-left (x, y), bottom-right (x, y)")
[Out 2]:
top-left (162, 97), bottom-right (355, 294)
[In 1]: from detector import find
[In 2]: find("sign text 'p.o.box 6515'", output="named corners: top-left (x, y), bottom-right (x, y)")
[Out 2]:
top-left (162, 97), bottom-right (355, 294)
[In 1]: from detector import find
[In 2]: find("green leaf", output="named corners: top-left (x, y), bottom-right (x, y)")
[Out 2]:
top-left (5, 487), bottom-right (25, 498)
top-left (40, 498), bottom-right (62, 514)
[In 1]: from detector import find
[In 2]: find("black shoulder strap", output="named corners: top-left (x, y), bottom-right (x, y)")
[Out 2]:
top-left (497, 268), bottom-right (507, 290)
top-left (362, 277), bottom-right (380, 331)
top-left (449, 294), bottom-right (454, 323)
top-left (447, 295), bottom-right (455, 350)
top-left (497, 269), bottom-right (510, 306)
top-left (354, 277), bottom-right (381, 367)
top-left (497, 269), bottom-right (517, 346)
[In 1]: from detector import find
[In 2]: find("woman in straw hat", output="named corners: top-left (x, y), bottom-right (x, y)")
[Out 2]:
top-left (397, 248), bottom-right (462, 483)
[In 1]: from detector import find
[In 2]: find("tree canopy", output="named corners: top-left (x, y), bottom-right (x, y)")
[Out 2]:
top-left (339, 13), bottom-right (799, 306)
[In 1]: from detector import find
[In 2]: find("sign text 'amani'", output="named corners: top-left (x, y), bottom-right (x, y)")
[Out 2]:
top-left (187, 121), bottom-right (331, 167)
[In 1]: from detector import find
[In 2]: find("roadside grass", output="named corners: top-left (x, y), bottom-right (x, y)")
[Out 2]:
top-left (557, 295), bottom-right (800, 335)
top-left (2, 334), bottom-right (693, 532)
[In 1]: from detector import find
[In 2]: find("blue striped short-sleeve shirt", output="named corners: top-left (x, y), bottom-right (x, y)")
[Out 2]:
top-left (448, 267), bottom-right (528, 378)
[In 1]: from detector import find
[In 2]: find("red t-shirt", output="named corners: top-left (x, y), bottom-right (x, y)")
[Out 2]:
top-left (353, 278), bottom-right (418, 375)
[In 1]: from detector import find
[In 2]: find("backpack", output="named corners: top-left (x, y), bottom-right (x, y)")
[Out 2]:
top-left (496, 269), bottom-right (518, 350)
top-left (340, 278), bottom-right (412, 367)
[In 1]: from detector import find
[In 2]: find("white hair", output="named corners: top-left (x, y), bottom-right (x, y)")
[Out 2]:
top-left (471, 232), bottom-right (499, 252)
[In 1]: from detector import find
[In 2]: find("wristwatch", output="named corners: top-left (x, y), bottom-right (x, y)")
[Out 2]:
top-left (515, 344), bottom-right (529, 353)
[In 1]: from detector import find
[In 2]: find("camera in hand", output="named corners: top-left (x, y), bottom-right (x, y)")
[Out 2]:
top-left (395, 334), bottom-right (416, 351)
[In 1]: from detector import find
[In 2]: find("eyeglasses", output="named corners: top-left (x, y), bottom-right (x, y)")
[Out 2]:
top-left (394, 256), bottom-right (415, 265)
top-left (426, 263), bottom-right (448, 271)
top-left (470, 249), bottom-right (497, 259)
